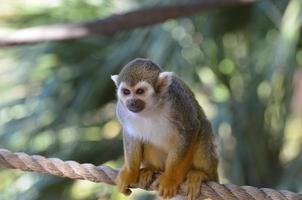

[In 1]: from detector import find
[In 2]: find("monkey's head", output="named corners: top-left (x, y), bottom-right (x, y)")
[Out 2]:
top-left (111, 58), bottom-right (173, 114)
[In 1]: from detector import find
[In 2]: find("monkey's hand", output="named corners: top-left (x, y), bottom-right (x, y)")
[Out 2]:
top-left (184, 170), bottom-right (208, 200)
top-left (115, 167), bottom-right (139, 195)
top-left (155, 174), bottom-right (180, 199)
top-left (139, 168), bottom-right (158, 189)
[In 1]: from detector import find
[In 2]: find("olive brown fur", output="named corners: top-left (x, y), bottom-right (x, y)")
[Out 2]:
top-left (116, 58), bottom-right (162, 87)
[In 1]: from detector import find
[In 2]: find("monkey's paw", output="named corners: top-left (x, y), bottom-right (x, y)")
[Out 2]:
top-left (155, 175), bottom-right (180, 199)
top-left (115, 168), bottom-right (139, 196)
top-left (184, 170), bottom-right (208, 200)
top-left (139, 168), bottom-right (156, 189)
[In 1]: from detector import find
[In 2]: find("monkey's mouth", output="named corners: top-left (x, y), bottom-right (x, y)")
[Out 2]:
top-left (126, 99), bottom-right (145, 113)
top-left (128, 106), bottom-right (144, 113)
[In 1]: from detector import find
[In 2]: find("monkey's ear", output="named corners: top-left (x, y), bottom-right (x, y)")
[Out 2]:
top-left (111, 75), bottom-right (119, 86)
top-left (157, 72), bottom-right (173, 93)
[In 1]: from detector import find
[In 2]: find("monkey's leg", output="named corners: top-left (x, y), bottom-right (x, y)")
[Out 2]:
top-left (193, 135), bottom-right (219, 182)
top-left (140, 143), bottom-right (166, 188)
top-left (194, 121), bottom-right (219, 182)
top-left (156, 139), bottom-right (196, 199)
top-left (116, 132), bottom-right (142, 195)
top-left (184, 133), bottom-right (218, 199)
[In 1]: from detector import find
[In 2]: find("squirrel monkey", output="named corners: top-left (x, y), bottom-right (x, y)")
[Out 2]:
top-left (111, 58), bottom-right (218, 199)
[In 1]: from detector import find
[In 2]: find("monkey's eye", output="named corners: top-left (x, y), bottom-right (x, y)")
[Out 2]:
top-left (136, 88), bottom-right (145, 95)
top-left (122, 88), bottom-right (130, 95)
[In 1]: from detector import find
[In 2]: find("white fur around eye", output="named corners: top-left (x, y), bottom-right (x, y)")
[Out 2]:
top-left (135, 81), bottom-right (155, 96)
top-left (117, 82), bottom-right (131, 101)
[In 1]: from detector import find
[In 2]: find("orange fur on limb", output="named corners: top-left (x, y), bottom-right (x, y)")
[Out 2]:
top-left (156, 141), bottom-right (197, 198)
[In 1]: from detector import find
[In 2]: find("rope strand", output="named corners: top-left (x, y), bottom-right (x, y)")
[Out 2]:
top-left (0, 148), bottom-right (301, 200)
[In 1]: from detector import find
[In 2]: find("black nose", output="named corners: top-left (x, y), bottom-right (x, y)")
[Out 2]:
top-left (126, 99), bottom-right (145, 113)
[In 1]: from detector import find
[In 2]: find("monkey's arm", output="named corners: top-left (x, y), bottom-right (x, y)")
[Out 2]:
top-left (116, 130), bottom-right (142, 195)
top-left (157, 133), bottom-right (197, 198)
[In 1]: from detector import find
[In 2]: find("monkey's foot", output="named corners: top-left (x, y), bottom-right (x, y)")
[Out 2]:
top-left (115, 167), bottom-right (139, 196)
top-left (139, 168), bottom-right (156, 189)
top-left (184, 170), bottom-right (208, 200)
top-left (155, 174), bottom-right (180, 199)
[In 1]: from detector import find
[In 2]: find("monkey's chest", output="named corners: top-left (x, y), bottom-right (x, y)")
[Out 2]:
top-left (124, 114), bottom-right (175, 150)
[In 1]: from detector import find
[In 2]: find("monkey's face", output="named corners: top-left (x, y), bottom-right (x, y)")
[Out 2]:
top-left (116, 81), bottom-right (157, 113)
top-left (111, 60), bottom-right (173, 114)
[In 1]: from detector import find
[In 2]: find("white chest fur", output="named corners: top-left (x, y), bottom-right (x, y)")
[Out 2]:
top-left (120, 105), bottom-right (175, 150)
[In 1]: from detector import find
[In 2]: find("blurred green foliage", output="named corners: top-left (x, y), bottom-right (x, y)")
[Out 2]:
top-left (0, 0), bottom-right (302, 199)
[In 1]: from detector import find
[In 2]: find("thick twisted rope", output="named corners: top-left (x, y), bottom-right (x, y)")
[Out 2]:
top-left (0, 148), bottom-right (301, 200)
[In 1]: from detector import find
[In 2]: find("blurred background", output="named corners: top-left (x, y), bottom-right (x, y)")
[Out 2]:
top-left (0, 0), bottom-right (301, 199)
